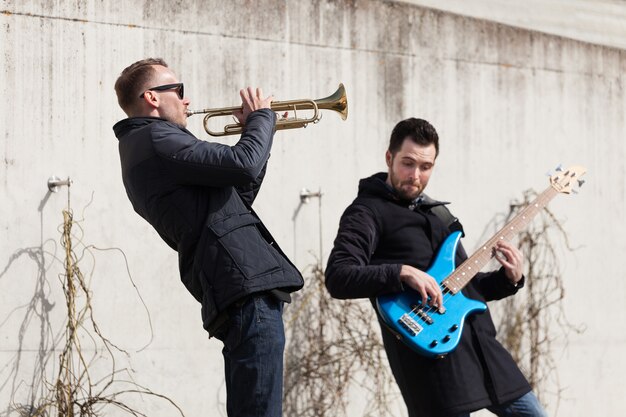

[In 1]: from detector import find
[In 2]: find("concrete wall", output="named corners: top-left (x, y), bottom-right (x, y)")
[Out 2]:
top-left (1, 1), bottom-right (624, 416)
top-left (404, 0), bottom-right (626, 50)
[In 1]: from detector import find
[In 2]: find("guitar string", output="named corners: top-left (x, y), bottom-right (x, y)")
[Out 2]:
top-left (407, 238), bottom-right (516, 322)
top-left (405, 222), bottom-right (521, 322)
top-left (405, 284), bottom-right (455, 324)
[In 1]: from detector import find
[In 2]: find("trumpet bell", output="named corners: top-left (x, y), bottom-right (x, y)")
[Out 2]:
top-left (315, 83), bottom-right (348, 121)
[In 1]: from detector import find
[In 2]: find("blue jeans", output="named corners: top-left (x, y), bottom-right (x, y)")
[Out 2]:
top-left (215, 294), bottom-right (285, 417)
top-left (456, 391), bottom-right (548, 417)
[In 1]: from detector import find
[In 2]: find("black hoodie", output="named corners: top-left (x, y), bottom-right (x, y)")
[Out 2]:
top-left (325, 172), bottom-right (531, 416)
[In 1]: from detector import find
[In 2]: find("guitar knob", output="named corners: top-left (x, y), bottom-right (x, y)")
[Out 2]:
top-left (430, 340), bottom-right (438, 347)
top-left (449, 324), bottom-right (459, 332)
top-left (442, 335), bottom-right (451, 343)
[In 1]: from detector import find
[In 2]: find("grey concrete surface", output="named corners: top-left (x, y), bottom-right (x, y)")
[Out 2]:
top-left (404, 0), bottom-right (626, 50)
top-left (0, 1), bottom-right (624, 416)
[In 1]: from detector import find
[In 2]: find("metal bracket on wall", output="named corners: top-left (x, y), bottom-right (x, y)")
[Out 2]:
top-left (47, 176), bottom-right (72, 193)
top-left (300, 188), bottom-right (322, 204)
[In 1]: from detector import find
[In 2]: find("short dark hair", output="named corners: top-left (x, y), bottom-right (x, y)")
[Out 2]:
top-left (114, 58), bottom-right (168, 115)
top-left (388, 118), bottom-right (439, 157)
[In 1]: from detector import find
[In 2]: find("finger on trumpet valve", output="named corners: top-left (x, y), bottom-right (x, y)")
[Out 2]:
top-left (276, 111), bottom-right (290, 121)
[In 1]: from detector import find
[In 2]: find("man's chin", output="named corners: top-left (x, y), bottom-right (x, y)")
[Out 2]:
top-left (397, 187), bottom-right (421, 201)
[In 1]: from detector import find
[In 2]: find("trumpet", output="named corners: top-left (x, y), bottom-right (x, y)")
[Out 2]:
top-left (187, 84), bottom-right (348, 137)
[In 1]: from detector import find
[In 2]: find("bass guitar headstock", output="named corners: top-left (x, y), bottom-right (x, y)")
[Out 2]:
top-left (550, 165), bottom-right (587, 194)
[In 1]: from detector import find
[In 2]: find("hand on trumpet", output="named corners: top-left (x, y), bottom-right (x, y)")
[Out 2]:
top-left (233, 87), bottom-right (274, 125)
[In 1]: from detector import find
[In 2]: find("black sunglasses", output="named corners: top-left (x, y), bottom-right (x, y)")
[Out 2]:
top-left (140, 83), bottom-right (184, 99)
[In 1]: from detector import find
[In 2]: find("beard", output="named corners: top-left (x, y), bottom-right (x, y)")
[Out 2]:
top-left (388, 172), bottom-right (423, 201)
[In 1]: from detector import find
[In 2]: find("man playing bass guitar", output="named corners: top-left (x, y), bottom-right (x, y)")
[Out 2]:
top-left (325, 118), bottom-right (547, 417)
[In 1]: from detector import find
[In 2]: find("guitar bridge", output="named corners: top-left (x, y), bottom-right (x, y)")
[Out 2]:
top-left (398, 314), bottom-right (423, 336)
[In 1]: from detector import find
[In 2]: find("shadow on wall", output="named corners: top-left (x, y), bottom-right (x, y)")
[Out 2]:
top-left (0, 189), bottom-right (60, 415)
top-left (291, 188), bottom-right (324, 266)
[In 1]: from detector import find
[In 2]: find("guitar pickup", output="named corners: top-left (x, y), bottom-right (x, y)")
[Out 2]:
top-left (410, 305), bottom-right (435, 324)
top-left (398, 314), bottom-right (423, 336)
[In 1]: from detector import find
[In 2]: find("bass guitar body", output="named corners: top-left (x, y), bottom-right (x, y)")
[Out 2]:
top-left (376, 231), bottom-right (486, 358)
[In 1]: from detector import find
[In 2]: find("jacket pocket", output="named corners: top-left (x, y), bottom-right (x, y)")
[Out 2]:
top-left (208, 212), bottom-right (281, 279)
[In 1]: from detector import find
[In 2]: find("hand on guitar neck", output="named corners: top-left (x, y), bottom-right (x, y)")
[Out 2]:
top-left (493, 240), bottom-right (524, 286)
top-left (399, 265), bottom-right (444, 310)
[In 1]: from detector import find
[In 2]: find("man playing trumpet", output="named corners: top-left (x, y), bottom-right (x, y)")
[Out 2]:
top-left (113, 58), bottom-right (303, 417)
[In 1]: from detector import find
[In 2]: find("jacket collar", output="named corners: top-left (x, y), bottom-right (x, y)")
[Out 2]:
top-left (112, 116), bottom-right (167, 140)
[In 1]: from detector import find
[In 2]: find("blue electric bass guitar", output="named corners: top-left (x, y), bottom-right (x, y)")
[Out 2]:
top-left (375, 166), bottom-right (586, 358)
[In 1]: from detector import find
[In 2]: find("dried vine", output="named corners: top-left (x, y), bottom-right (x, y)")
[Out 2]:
top-left (283, 261), bottom-right (397, 417)
top-left (486, 189), bottom-right (585, 411)
top-left (2, 193), bottom-right (184, 416)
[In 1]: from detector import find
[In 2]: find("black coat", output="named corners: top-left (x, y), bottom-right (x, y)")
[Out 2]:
top-left (113, 109), bottom-right (303, 334)
top-left (325, 173), bottom-right (530, 416)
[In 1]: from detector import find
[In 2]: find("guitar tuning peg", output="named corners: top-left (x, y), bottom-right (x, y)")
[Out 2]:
top-left (578, 179), bottom-right (586, 187)
top-left (545, 170), bottom-right (553, 177)
top-left (555, 164), bottom-right (563, 172)
top-left (571, 189), bottom-right (579, 194)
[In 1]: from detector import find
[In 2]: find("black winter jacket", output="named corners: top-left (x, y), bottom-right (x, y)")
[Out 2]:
top-left (113, 109), bottom-right (303, 334)
top-left (325, 173), bottom-right (531, 416)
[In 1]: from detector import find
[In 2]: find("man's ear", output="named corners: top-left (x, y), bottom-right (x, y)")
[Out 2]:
top-left (142, 90), bottom-right (159, 109)
top-left (385, 150), bottom-right (392, 167)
